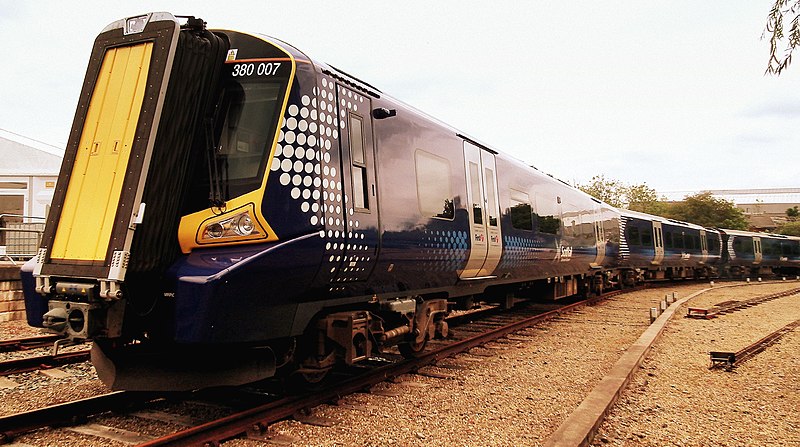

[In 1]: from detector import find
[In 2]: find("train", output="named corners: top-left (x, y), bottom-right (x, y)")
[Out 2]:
top-left (20, 12), bottom-right (800, 391)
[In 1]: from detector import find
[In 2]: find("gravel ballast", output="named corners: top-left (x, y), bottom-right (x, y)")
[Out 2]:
top-left (225, 283), bottom-right (713, 447)
top-left (1, 281), bottom-right (798, 446)
top-left (591, 283), bottom-right (800, 447)
top-left (222, 282), bottom-right (799, 447)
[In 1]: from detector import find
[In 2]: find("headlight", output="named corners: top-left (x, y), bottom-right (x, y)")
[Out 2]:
top-left (201, 210), bottom-right (261, 241)
top-left (206, 223), bottom-right (225, 239)
top-left (235, 214), bottom-right (255, 236)
top-left (124, 14), bottom-right (150, 35)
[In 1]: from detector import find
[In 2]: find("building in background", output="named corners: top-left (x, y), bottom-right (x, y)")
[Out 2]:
top-left (0, 130), bottom-right (62, 261)
top-left (661, 188), bottom-right (800, 232)
top-left (0, 130), bottom-right (63, 220)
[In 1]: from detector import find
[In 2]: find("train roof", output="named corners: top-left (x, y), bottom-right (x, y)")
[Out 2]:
top-left (722, 229), bottom-right (800, 240)
top-left (618, 208), bottom-right (728, 233)
top-left (295, 35), bottom-right (610, 209)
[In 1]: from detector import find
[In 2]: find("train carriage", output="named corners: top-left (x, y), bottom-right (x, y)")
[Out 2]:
top-left (722, 230), bottom-right (800, 277)
top-left (618, 210), bottom-right (722, 282)
top-left (20, 12), bottom-right (799, 392)
top-left (756, 234), bottom-right (800, 273)
top-left (21, 13), bottom-right (619, 390)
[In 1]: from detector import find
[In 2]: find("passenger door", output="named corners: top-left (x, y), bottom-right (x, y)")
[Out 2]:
top-left (652, 221), bottom-right (664, 265)
top-left (333, 85), bottom-right (380, 282)
top-left (460, 141), bottom-right (502, 279)
top-left (753, 237), bottom-right (763, 265)
top-left (699, 229), bottom-right (708, 263)
top-left (591, 206), bottom-right (605, 268)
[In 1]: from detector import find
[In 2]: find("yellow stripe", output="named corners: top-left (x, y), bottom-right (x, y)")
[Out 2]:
top-left (51, 42), bottom-right (153, 261)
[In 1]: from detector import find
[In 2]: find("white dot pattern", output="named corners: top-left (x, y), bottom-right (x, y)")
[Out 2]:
top-left (271, 79), bottom-right (375, 292)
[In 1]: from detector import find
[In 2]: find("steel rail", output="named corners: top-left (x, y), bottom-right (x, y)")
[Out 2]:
top-left (688, 287), bottom-right (800, 319)
top-left (0, 349), bottom-right (91, 376)
top-left (710, 318), bottom-right (800, 370)
top-left (0, 391), bottom-right (163, 443)
top-left (0, 335), bottom-right (61, 353)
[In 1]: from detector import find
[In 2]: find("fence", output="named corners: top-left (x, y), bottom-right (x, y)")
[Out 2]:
top-left (0, 214), bottom-right (45, 264)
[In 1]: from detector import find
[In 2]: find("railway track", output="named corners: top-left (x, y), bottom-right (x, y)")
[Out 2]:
top-left (687, 287), bottom-right (800, 319)
top-left (0, 333), bottom-right (92, 377)
top-left (0, 349), bottom-right (91, 377)
top-left (2, 280), bottom-right (794, 446)
top-left (0, 391), bottom-right (161, 443)
top-left (0, 335), bottom-right (61, 353)
top-left (0, 290), bottom-right (621, 445)
top-left (136, 291), bottom-right (621, 446)
top-left (709, 318), bottom-right (800, 370)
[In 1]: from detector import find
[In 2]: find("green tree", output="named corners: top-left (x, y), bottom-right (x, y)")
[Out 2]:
top-left (786, 205), bottom-right (799, 219)
top-left (577, 175), bottom-right (626, 208)
top-left (664, 192), bottom-right (749, 230)
top-left (626, 183), bottom-right (669, 215)
top-left (776, 221), bottom-right (800, 235)
top-left (577, 175), bottom-right (667, 213)
top-left (765, 0), bottom-right (800, 74)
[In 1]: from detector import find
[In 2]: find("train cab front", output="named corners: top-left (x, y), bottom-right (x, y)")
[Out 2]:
top-left (22, 13), bottom-right (328, 391)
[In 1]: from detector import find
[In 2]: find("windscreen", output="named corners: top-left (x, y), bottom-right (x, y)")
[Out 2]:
top-left (213, 63), bottom-right (287, 200)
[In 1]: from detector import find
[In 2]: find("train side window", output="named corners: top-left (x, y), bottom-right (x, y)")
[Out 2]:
top-left (348, 114), bottom-right (369, 210)
top-left (641, 228), bottom-right (653, 246)
top-left (734, 238), bottom-right (754, 254)
top-left (707, 236), bottom-right (717, 253)
top-left (469, 162), bottom-right (482, 224)
top-left (663, 231), bottom-right (673, 249)
top-left (581, 211), bottom-right (594, 243)
top-left (782, 243), bottom-right (792, 256)
top-left (693, 235), bottom-right (701, 251)
top-left (684, 234), bottom-right (694, 250)
top-left (414, 150), bottom-right (454, 220)
top-left (535, 195), bottom-right (560, 235)
top-left (484, 168), bottom-right (498, 227)
top-left (674, 233), bottom-right (685, 249)
top-left (509, 189), bottom-right (533, 231)
top-left (627, 226), bottom-right (641, 246)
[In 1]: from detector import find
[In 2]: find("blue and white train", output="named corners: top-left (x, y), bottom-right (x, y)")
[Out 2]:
top-left (20, 13), bottom-right (800, 390)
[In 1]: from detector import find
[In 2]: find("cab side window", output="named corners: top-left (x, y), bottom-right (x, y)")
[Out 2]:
top-left (349, 113), bottom-right (368, 211)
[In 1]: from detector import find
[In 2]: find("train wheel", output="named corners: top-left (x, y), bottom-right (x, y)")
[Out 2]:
top-left (282, 365), bottom-right (332, 392)
top-left (454, 295), bottom-right (477, 310)
top-left (299, 368), bottom-right (330, 384)
top-left (292, 348), bottom-right (335, 387)
top-left (398, 335), bottom-right (428, 358)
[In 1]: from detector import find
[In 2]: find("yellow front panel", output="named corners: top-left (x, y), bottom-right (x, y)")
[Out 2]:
top-left (51, 42), bottom-right (153, 261)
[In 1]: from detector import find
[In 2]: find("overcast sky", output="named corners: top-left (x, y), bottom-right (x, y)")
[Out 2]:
top-left (0, 1), bottom-right (797, 193)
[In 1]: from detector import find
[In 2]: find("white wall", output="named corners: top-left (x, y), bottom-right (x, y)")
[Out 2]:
top-left (0, 174), bottom-right (58, 220)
